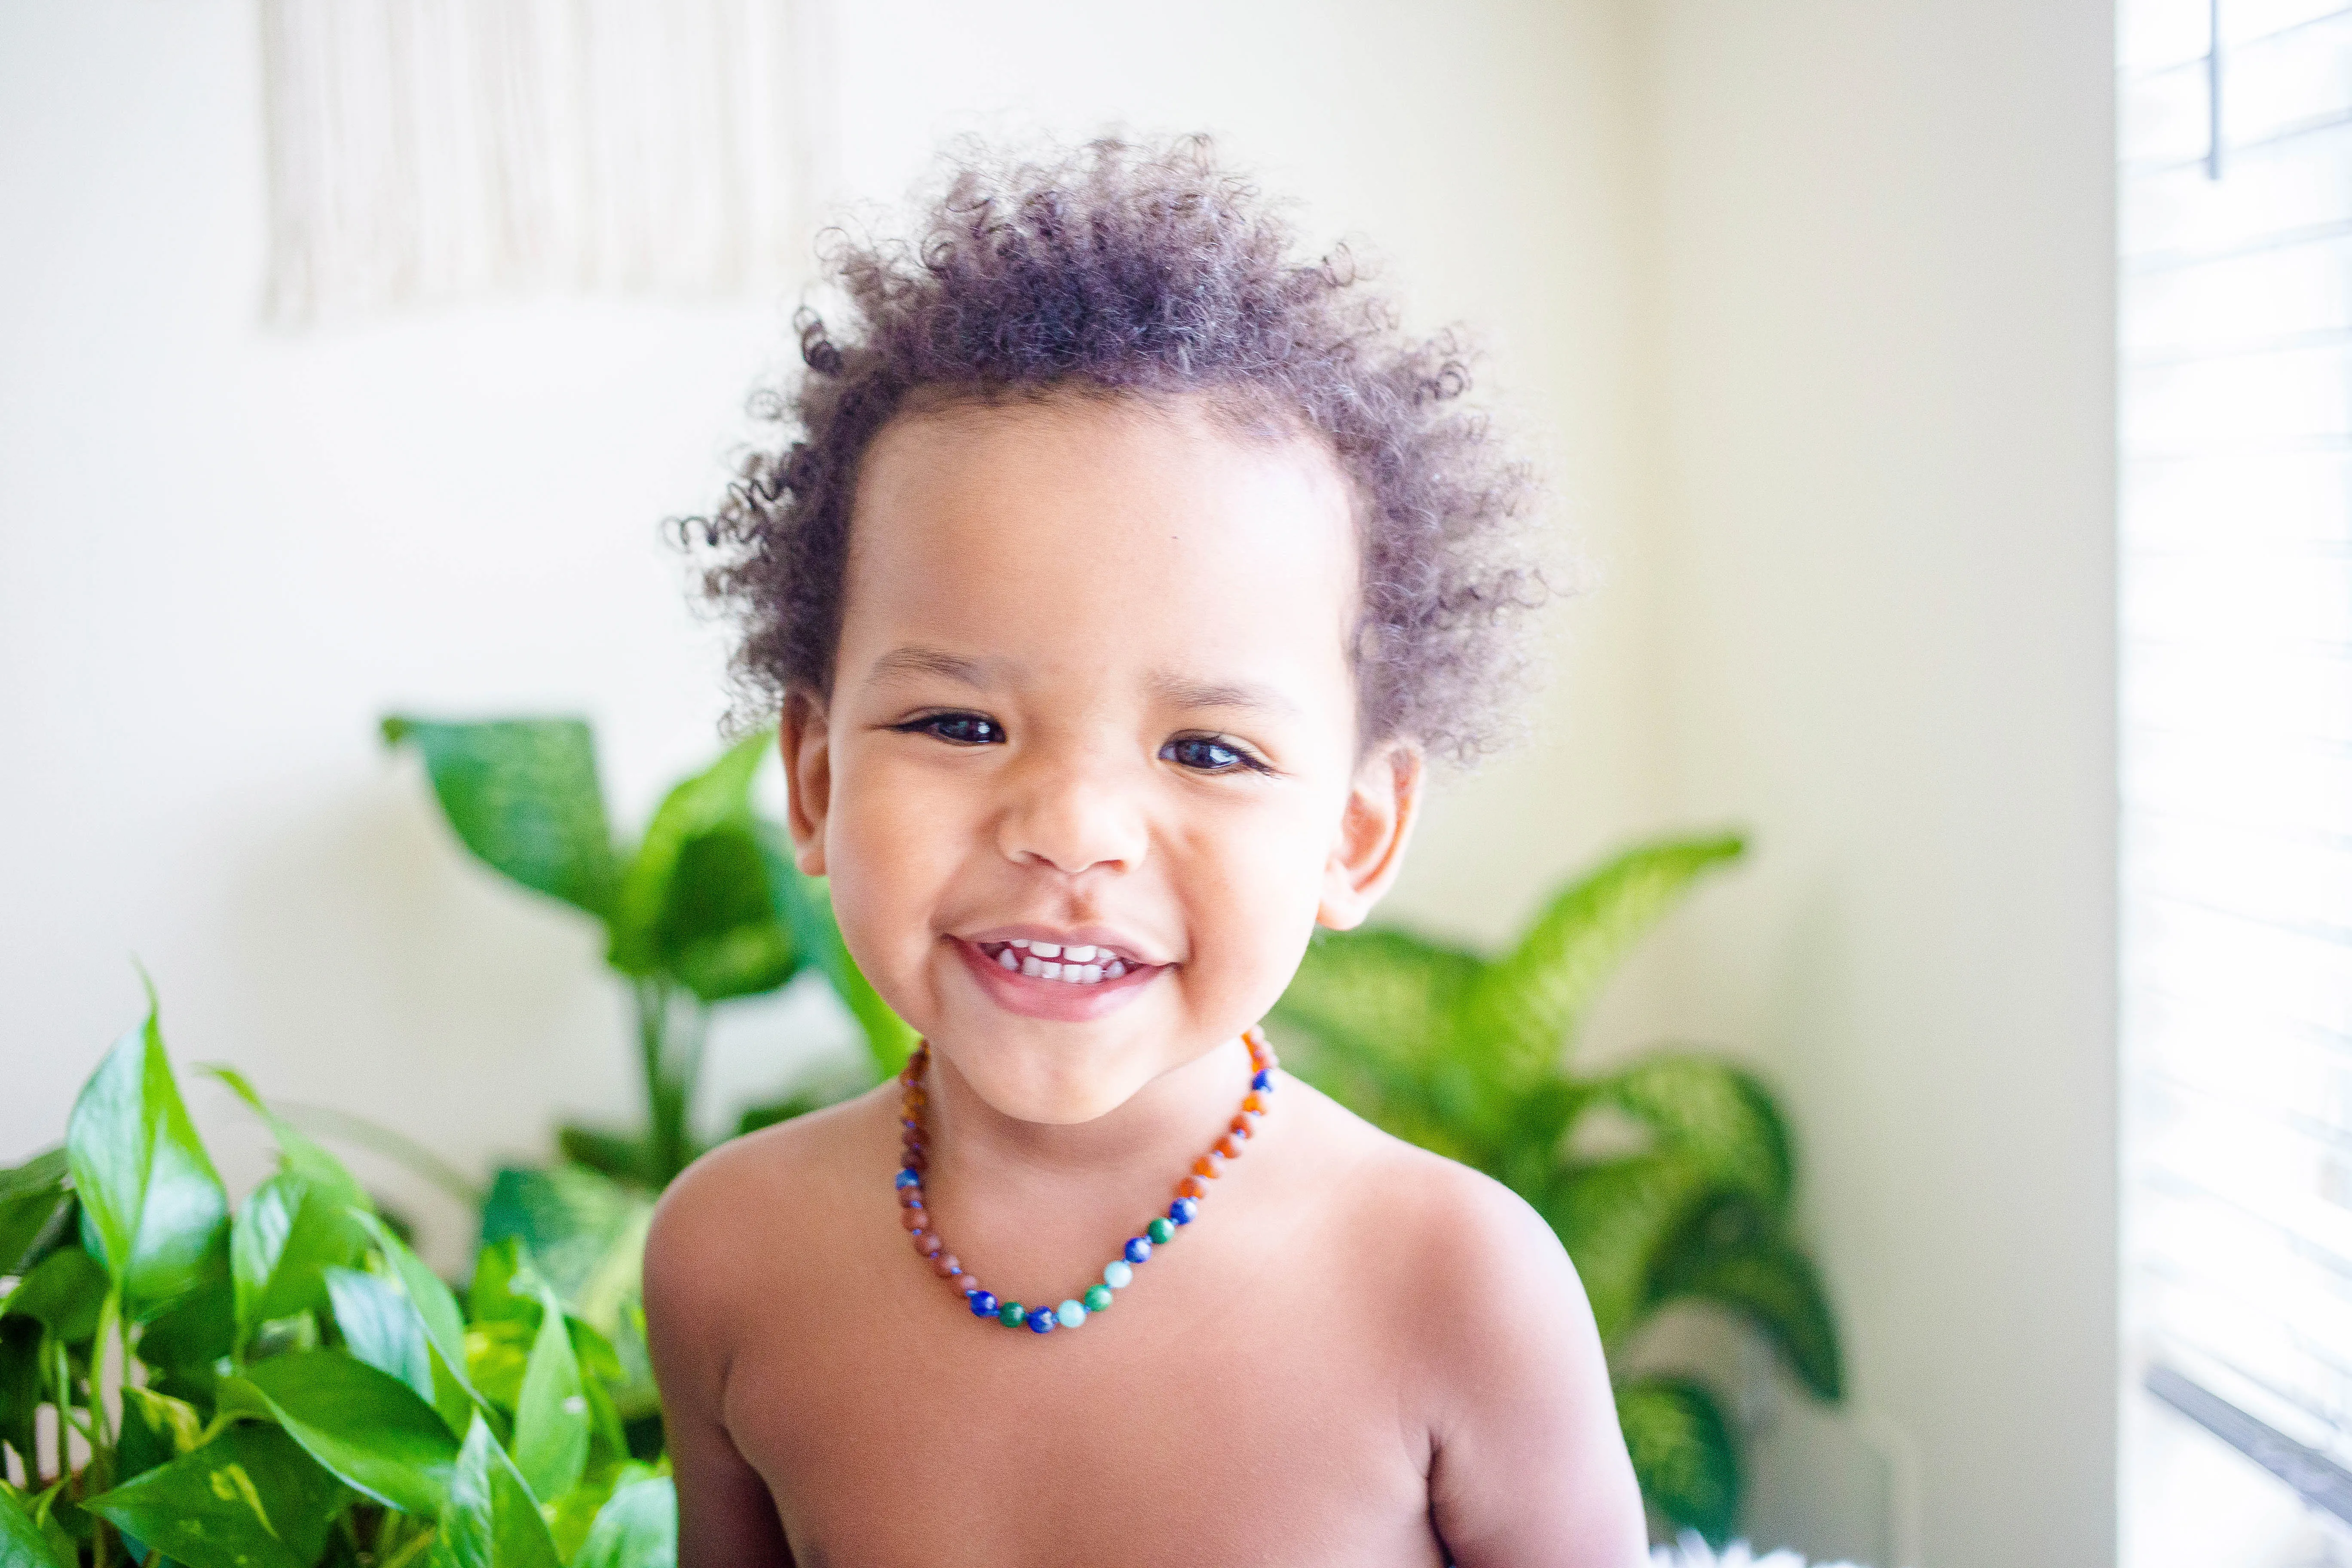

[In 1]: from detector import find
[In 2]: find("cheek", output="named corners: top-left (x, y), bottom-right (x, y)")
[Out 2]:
top-left (1182, 795), bottom-right (1336, 995)
top-left (824, 752), bottom-right (967, 977)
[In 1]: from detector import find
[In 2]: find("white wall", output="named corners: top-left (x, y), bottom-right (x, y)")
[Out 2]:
top-left (1629, 2), bottom-right (2120, 1564)
top-left (1, 1), bottom-right (2122, 1561)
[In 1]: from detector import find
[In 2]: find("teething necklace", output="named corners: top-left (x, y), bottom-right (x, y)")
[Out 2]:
top-left (892, 1026), bottom-right (1277, 1334)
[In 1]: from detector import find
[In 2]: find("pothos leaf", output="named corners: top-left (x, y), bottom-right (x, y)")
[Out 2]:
top-left (382, 716), bottom-right (619, 920)
top-left (231, 1173), bottom-right (373, 1341)
top-left (438, 1414), bottom-right (563, 1568)
top-left (80, 1422), bottom-right (346, 1568)
top-left (0, 1484), bottom-right (69, 1568)
top-left (218, 1351), bottom-right (458, 1517)
top-left (571, 1475), bottom-right (677, 1568)
top-left (606, 732), bottom-right (772, 978)
top-left (0, 1152), bottom-right (69, 1279)
top-left (1615, 1375), bottom-right (1739, 1545)
top-left (65, 989), bottom-right (230, 1316)
top-left (512, 1290), bottom-right (591, 1503)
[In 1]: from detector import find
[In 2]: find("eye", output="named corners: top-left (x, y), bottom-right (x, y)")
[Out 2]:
top-left (894, 711), bottom-right (1004, 746)
top-left (1161, 734), bottom-right (1268, 775)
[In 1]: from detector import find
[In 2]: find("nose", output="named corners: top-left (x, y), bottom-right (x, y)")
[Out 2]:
top-left (995, 749), bottom-right (1147, 877)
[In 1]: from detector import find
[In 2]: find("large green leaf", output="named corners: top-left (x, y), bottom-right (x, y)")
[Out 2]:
top-left (1583, 1053), bottom-right (1793, 1211)
top-left (653, 822), bottom-right (797, 1001)
top-left (325, 1266), bottom-right (434, 1406)
top-left (81, 1423), bottom-right (346, 1568)
top-left (137, 1269), bottom-right (236, 1401)
top-left (437, 1414), bottom-right (563, 1568)
top-left (220, 1352), bottom-right (459, 1516)
top-left (1457, 833), bottom-right (1746, 1080)
top-left (1539, 1154), bottom-right (1712, 1344)
top-left (1616, 1376), bottom-right (1738, 1545)
top-left (354, 1212), bottom-right (488, 1430)
top-left (573, 1476), bottom-right (677, 1568)
top-left (1273, 926), bottom-right (1480, 1067)
top-left (0, 1152), bottom-right (70, 1278)
top-left (1, 1247), bottom-right (108, 1342)
top-left (0, 1485), bottom-right (68, 1568)
top-left (232, 1174), bottom-right (372, 1341)
top-left (0, 1319), bottom-right (41, 1470)
top-left (478, 1167), bottom-right (652, 1340)
top-left (65, 995), bottom-right (230, 1314)
top-left (607, 732), bottom-right (777, 980)
top-left (1655, 1228), bottom-right (1844, 1402)
top-left (115, 1385), bottom-right (205, 1485)
top-left (758, 822), bottom-right (919, 1076)
top-left (512, 1291), bottom-right (590, 1503)
top-left (383, 716), bottom-right (619, 919)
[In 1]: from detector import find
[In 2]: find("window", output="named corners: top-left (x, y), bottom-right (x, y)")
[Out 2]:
top-left (2120, 1), bottom-right (2352, 1560)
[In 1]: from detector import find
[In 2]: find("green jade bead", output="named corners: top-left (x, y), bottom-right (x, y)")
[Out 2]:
top-left (1103, 1260), bottom-right (1133, 1289)
top-left (1146, 1217), bottom-right (1175, 1245)
top-left (998, 1301), bottom-right (1026, 1329)
top-left (1084, 1284), bottom-right (1113, 1313)
top-left (1055, 1299), bottom-right (1087, 1328)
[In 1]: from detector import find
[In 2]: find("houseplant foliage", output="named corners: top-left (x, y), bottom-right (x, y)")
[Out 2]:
top-left (381, 717), bottom-right (917, 1191)
top-left (1269, 832), bottom-right (1843, 1544)
top-left (0, 992), bottom-right (676, 1568)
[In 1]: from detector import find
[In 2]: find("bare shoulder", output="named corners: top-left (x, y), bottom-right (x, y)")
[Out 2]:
top-left (641, 1081), bottom-right (894, 1369)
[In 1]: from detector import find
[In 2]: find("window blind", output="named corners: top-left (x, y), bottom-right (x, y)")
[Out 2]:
top-left (2120, 0), bottom-right (2352, 1537)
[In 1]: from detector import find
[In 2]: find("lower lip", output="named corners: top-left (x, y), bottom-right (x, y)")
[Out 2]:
top-left (951, 939), bottom-right (1163, 1022)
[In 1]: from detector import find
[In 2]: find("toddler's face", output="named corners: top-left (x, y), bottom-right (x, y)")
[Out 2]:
top-left (781, 395), bottom-right (1418, 1123)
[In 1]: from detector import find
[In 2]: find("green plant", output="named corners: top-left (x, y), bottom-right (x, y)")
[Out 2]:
top-left (0, 989), bottom-right (677, 1568)
top-left (1269, 831), bottom-right (1841, 1544)
top-left (382, 717), bottom-right (916, 1190)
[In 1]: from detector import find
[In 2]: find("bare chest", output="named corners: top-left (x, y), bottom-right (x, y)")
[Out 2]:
top-left (719, 1227), bottom-right (1444, 1568)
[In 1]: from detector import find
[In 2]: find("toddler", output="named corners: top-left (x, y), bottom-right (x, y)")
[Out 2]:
top-left (643, 137), bottom-right (1647, 1567)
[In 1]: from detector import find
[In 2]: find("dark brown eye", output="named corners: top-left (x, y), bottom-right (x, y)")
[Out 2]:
top-left (1161, 735), bottom-right (1258, 773)
top-left (899, 713), bottom-right (1002, 746)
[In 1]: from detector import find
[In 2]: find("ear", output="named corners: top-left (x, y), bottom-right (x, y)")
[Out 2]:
top-left (778, 687), bottom-right (833, 877)
top-left (1317, 741), bottom-right (1424, 931)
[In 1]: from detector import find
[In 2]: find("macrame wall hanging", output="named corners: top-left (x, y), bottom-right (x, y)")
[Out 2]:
top-left (258, 0), bottom-right (831, 325)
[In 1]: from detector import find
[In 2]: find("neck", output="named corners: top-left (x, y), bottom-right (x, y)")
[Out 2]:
top-left (922, 1031), bottom-right (1256, 1187)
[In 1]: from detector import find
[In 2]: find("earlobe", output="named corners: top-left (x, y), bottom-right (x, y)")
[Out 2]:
top-left (1317, 742), bottom-right (1424, 931)
top-left (778, 689), bottom-right (832, 877)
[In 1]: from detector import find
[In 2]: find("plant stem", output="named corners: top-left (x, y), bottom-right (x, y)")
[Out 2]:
top-left (380, 1525), bottom-right (438, 1568)
top-left (635, 979), bottom-right (708, 1185)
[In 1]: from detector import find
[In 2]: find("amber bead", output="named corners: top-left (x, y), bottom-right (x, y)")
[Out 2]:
top-left (1228, 1117), bottom-right (1252, 1139)
top-left (952, 1273), bottom-right (980, 1295)
top-left (914, 1231), bottom-right (944, 1257)
top-left (898, 1188), bottom-right (925, 1208)
top-left (1177, 1175), bottom-right (1209, 1200)
top-left (900, 1149), bottom-right (927, 1172)
top-left (932, 1253), bottom-right (962, 1278)
top-left (1215, 1135), bottom-right (1244, 1161)
top-left (1241, 1092), bottom-right (1267, 1116)
top-left (900, 1208), bottom-right (928, 1231)
top-left (1191, 1155), bottom-right (1222, 1179)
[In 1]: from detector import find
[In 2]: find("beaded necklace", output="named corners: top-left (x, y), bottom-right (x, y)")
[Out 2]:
top-left (893, 1026), bottom-right (1277, 1334)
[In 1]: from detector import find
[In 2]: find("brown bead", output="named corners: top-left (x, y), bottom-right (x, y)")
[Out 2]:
top-left (932, 1253), bottom-right (963, 1277)
top-left (1191, 1154), bottom-right (1222, 1179)
top-left (903, 1089), bottom-right (927, 1110)
top-left (1215, 1134), bottom-right (1244, 1161)
top-left (899, 1188), bottom-right (925, 1208)
top-left (901, 1149), bottom-right (928, 1172)
top-left (915, 1231), bottom-right (944, 1257)
top-left (900, 1208), bottom-right (928, 1231)
top-left (951, 1273), bottom-right (979, 1294)
top-left (1177, 1175), bottom-right (1209, 1200)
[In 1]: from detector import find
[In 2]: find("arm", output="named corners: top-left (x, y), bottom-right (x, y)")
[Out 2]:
top-left (642, 1161), bottom-right (796, 1568)
top-left (1417, 1173), bottom-right (1650, 1568)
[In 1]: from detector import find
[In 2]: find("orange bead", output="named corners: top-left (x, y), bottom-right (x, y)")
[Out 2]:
top-left (1191, 1155), bottom-right (1222, 1179)
top-left (1228, 1116), bottom-right (1252, 1139)
top-left (1241, 1093), bottom-right (1267, 1115)
top-left (1215, 1135), bottom-right (1244, 1161)
top-left (1177, 1175), bottom-right (1210, 1200)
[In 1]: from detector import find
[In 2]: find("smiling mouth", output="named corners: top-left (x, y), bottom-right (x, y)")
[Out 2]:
top-left (972, 938), bottom-right (1146, 987)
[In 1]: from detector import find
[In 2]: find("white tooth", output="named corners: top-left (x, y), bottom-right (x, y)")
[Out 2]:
top-left (1039, 962), bottom-right (1062, 980)
top-left (1063, 945), bottom-right (1096, 963)
top-left (1079, 964), bottom-right (1103, 983)
top-left (1032, 942), bottom-right (1061, 959)
top-left (1009, 938), bottom-right (1032, 949)
top-left (998, 948), bottom-right (1019, 971)
top-left (1021, 956), bottom-right (1044, 978)
top-left (1105, 959), bottom-right (1127, 979)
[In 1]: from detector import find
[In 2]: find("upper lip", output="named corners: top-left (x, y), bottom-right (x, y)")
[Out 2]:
top-left (958, 924), bottom-right (1167, 967)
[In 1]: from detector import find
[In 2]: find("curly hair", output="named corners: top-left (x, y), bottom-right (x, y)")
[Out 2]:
top-left (692, 135), bottom-right (1546, 763)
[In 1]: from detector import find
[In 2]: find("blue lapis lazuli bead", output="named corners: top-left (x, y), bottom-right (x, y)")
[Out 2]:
top-left (894, 1169), bottom-right (921, 1189)
top-left (967, 1290), bottom-right (998, 1317)
top-left (1026, 1306), bottom-right (1057, 1334)
top-left (1124, 1236), bottom-right (1153, 1265)
top-left (1250, 1069), bottom-right (1273, 1093)
top-left (1169, 1197), bottom-right (1199, 1225)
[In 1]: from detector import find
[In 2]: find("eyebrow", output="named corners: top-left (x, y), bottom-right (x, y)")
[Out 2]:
top-left (1145, 670), bottom-right (1302, 717)
top-left (864, 645), bottom-right (994, 688)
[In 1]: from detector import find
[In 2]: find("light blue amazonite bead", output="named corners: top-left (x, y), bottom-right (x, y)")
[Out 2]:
top-left (1055, 1299), bottom-right (1087, 1328)
top-left (1103, 1260), bottom-right (1134, 1289)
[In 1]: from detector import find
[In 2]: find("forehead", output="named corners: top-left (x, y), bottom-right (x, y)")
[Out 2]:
top-left (840, 394), bottom-right (1359, 681)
